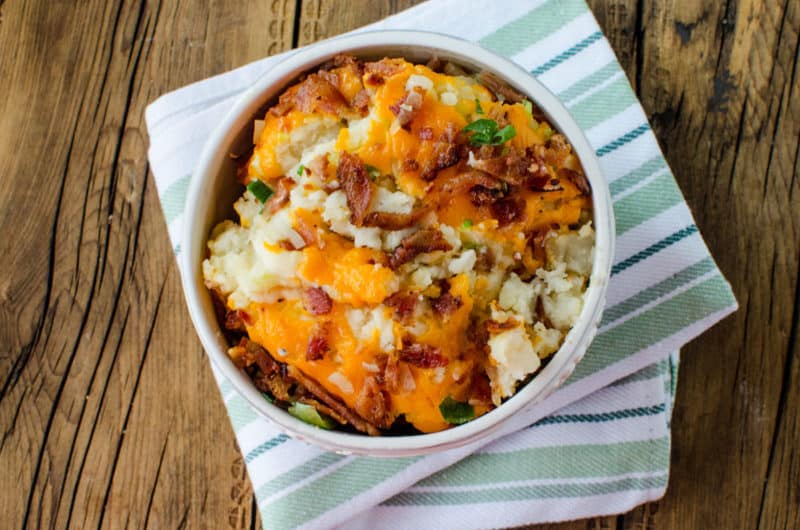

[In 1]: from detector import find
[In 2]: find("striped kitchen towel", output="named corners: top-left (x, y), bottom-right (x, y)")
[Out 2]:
top-left (144, 0), bottom-right (737, 528)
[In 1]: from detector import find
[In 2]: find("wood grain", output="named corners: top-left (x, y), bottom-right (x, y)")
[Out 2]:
top-left (0, 1), bottom-right (797, 529)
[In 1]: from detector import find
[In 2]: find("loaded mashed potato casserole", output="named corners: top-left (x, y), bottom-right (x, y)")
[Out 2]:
top-left (203, 55), bottom-right (594, 435)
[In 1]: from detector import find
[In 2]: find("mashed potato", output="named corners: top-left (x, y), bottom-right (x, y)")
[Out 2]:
top-left (204, 55), bottom-right (594, 434)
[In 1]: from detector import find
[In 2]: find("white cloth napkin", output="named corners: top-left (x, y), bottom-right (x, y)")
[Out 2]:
top-left (145, 1), bottom-right (737, 528)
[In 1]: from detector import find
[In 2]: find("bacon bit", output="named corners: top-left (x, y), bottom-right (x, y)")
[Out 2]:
top-left (388, 228), bottom-right (453, 269)
top-left (238, 337), bottom-right (280, 375)
top-left (469, 185), bottom-right (503, 206)
top-left (365, 58), bottom-right (406, 79)
top-left (351, 88), bottom-right (370, 115)
top-left (223, 309), bottom-right (251, 332)
top-left (559, 167), bottom-right (592, 195)
top-left (278, 240), bottom-right (297, 251)
top-left (391, 88), bottom-right (424, 129)
top-left (384, 291), bottom-right (419, 319)
top-left (286, 365), bottom-right (381, 435)
top-left (354, 375), bottom-right (393, 429)
top-left (303, 287), bottom-right (333, 315)
top-left (267, 177), bottom-right (294, 213)
top-left (469, 371), bottom-right (494, 406)
top-left (307, 153), bottom-right (329, 179)
top-left (398, 341), bottom-right (449, 368)
top-left (486, 318), bottom-right (519, 334)
top-left (403, 159), bottom-right (419, 172)
top-left (474, 247), bottom-right (495, 272)
top-left (431, 279), bottom-right (463, 316)
top-left (490, 197), bottom-right (525, 226)
top-left (337, 151), bottom-right (373, 226)
top-left (420, 142), bottom-right (459, 181)
top-left (271, 73), bottom-right (350, 118)
top-left (418, 127), bottom-right (434, 140)
top-left (365, 73), bottom-right (385, 86)
top-left (306, 322), bottom-right (332, 361)
top-left (362, 207), bottom-right (427, 230)
top-left (441, 169), bottom-right (502, 194)
top-left (295, 217), bottom-right (319, 247)
top-left (425, 55), bottom-right (445, 72)
top-left (477, 71), bottom-right (526, 103)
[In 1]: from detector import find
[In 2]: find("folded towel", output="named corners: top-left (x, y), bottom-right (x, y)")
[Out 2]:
top-left (144, 1), bottom-right (737, 528)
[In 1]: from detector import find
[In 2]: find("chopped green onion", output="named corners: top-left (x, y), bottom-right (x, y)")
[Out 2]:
top-left (439, 396), bottom-right (475, 425)
top-left (462, 219), bottom-right (473, 229)
top-left (475, 98), bottom-right (484, 114)
top-left (297, 164), bottom-right (306, 176)
top-left (522, 99), bottom-right (533, 116)
top-left (494, 124), bottom-right (516, 144)
top-left (365, 164), bottom-right (381, 181)
top-left (463, 242), bottom-right (481, 250)
top-left (261, 393), bottom-right (274, 404)
top-left (288, 402), bottom-right (336, 429)
top-left (247, 179), bottom-right (273, 203)
top-left (462, 118), bottom-right (516, 146)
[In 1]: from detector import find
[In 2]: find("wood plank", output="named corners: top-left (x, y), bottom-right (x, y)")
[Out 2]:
top-left (612, 0), bottom-right (800, 529)
top-left (0, 1), bottom-right (296, 528)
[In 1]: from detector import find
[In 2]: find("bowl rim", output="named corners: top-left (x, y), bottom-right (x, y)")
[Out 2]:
top-left (182, 29), bottom-right (615, 457)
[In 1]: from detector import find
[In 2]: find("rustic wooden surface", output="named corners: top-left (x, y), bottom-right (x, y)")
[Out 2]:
top-left (0, 0), bottom-right (797, 528)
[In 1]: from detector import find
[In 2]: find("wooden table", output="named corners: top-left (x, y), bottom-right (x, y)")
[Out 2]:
top-left (1, 1), bottom-right (797, 528)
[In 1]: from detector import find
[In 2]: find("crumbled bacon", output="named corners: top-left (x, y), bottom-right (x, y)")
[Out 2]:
top-left (440, 167), bottom-right (501, 192)
top-left (559, 167), bottom-right (592, 195)
top-left (365, 73), bottom-right (385, 86)
top-left (398, 341), bottom-right (449, 368)
top-left (486, 318), bottom-right (519, 334)
top-left (306, 322), bottom-right (331, 361)
top-left (362, 208), bottom-right (427, 230)
top-left (286, 365), bottom-right (381, 435)
top-left (364, 58), bottom-right (406, 79)
top-left (267, 177), bottom-right (294, 213)
top-left (403, 159), bottom-right (419, 172)
top-left (418, 127), bottom-right (434, 140)
top-left (425, 55), bottom-right (444, 72)
top-left (337, 152), bottom-right (373, 225)
top-left (467, 146), bottom-right (554, 188)
top-left (490, 197), bottom-right (525, 226)
top-left (384, 291), bottom-right (419, 319)
top-left (473, 247), bottom-right (495, 272)
top-left (294, 216), bottom-right (319, 247)
top-left (469, 185), bottom-right (503, 206)
top-left (470, 371), bottom-right (494, 406)
top-left (307, 153), bottom-right (329, 179)
top-left (224, 309), bottom-right (251, 332)
top-left (303, 287), bottom-right (333, 315)
top-left (237, 337), bottom-right (280, 375)
top-left (388, 228), bottom-right (452, 269)
top-left (420, 142), bottom-right (459, 181)
top-left (477, 71), bottom-right (526, 103)
top-left (390, 88), bottom-right (424, 129)
top-left (271, 73), bottom-right (349, 117)
top-left (354, 375), bottom-right (393, 429)
top-left (431, 280), bottom-right (463, 316)
top-left (528, 176), bottom-right (563, 192)
top-left (351, 89), bottom-right (370, 115)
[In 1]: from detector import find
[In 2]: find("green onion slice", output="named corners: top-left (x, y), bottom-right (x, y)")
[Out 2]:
top-left (439, 396), bottom-right (475, 425)
top-left (247, 179), bottom-right (274, 203)
top-left (288, 402), bottom-right (336, 429)
top-left (365, 164), bottom-right (381, 181)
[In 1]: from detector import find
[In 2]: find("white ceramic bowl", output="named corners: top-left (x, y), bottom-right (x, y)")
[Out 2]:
top-left (182, 30), bottom-right (615, 457)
